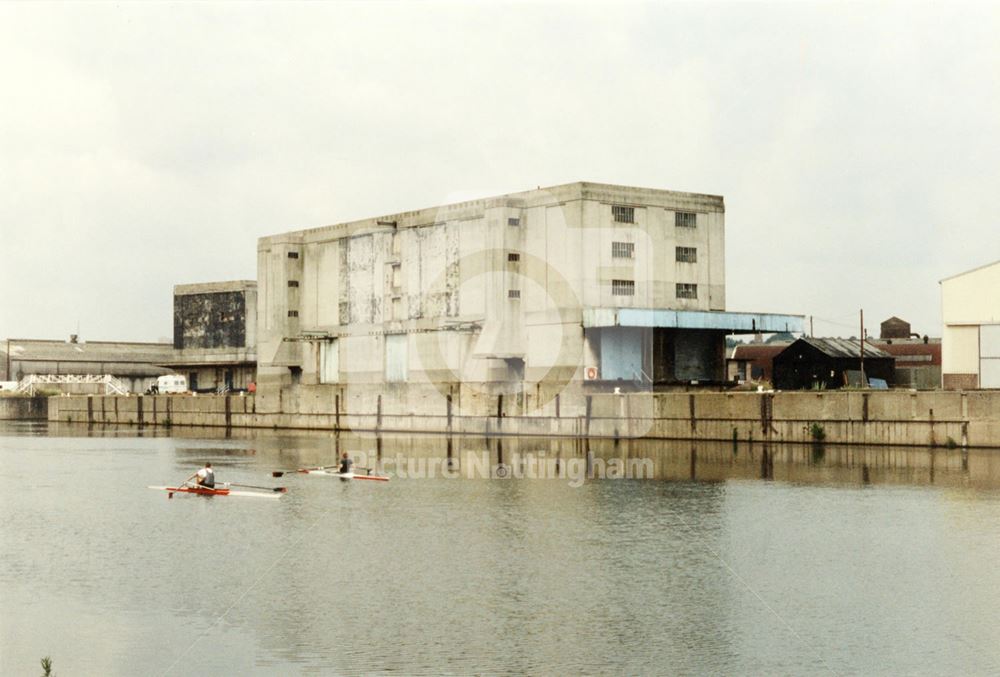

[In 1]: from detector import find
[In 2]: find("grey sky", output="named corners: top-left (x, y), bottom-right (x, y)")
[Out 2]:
top-left (2, 2), bottom-right (998, 342)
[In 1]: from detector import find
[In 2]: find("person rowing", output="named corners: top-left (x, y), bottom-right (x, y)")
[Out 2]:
top-left (193, 462), bottom-right (216, 489)
top-left (338, 452), bottom-right (353, 475)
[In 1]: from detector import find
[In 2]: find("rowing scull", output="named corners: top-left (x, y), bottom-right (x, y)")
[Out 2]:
top-left (296, 469), bottom-right (390, 482)
top-left (148, 485), bottom-right (284, 499)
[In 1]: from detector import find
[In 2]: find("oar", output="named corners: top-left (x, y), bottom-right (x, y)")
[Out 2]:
top-left (272, 463), bottom-right (338, 477)
top-left (227, 483), bottom-right (287, 493)
top-left (168, 471), bottom-right (199, 498)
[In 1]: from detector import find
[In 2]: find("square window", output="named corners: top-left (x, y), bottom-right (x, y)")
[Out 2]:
top-left (508, 252), bottom-right (520, 262)
top-left (612, 241), bottom-right (635, 259)
top-left (287, 310), bottom-right (299, 317)
top-left (676, 283), bottom-right (698, 299)
top-left (675, 247), bottom-right (697, 263)
top-left (507, 217), bottom-right (521, 226)
top-left (287, 280), bottom-right (300, 288)
top-left (612, 205), bottom-right (635, 223)
top-left (612, 280), bottom-right (635, 296)
top-left (287, 251), bottom-right (300, 259)
top-left (675, 212), bottom-right (697, 228)
top-left (508, 289), bottom-right (521, 299)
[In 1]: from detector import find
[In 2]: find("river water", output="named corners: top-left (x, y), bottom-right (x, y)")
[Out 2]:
top-left (2, 421), bottom-right (1000, 676)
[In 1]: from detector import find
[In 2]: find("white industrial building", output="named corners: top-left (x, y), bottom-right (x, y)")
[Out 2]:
top-left (255, 182), bottom-right (801, 414)
top-left (941, 259), bottom-right (1000, 389)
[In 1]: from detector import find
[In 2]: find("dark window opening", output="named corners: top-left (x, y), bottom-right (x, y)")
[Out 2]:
top-left (287, 251), bottom-right (300, 259)
top-left (288, 280), bottom-right (299, 287)
top-left (612, 241), bottom-right (635, 259)
top-left (676, 247), bottom-right (697, 263)
top-left (612, 279), bottom-right (635, 296)
top-left (676, 283), bottom-right (698, 299)
top-left (612, 205), bottom-right (635, 223)
top-left (675, 212), bottom-right (697, 228)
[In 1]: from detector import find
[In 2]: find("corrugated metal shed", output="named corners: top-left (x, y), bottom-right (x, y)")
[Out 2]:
top-left (4, 339), bottom-right (174, 364)
top-left (799, 337), bottom-right (890, 359)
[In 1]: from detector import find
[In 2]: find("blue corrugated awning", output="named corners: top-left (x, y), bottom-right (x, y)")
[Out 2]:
top-left (583, 308), bottom-right (804, 333)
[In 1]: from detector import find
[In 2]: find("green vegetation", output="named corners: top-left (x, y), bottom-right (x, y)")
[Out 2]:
top-left (945, 436), bottom-right (958, 449)
top-left (40, 656), bottom-right (54, 676)
top-left (811, 442), bottom-right (826, 463)
top-left (809, 422), bottom-right (827, 441)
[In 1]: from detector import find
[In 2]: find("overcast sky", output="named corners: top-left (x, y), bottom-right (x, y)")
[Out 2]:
top-left (2, 1), bottom-right (998, 343)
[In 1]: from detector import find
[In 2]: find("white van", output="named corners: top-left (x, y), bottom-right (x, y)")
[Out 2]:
top-left (156, 374), bottom-right (188, 394)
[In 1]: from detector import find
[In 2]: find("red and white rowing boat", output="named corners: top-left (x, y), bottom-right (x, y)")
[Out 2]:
top-left (148, 484), bottom-right (285, 499)
top-left (296, 469), bottom-right (390, 482)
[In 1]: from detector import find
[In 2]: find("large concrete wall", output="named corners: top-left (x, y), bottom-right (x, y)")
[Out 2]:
top-left (49, 389), bottom-right (1000, 448)
top-left (0, 396), bottom-right (47, 420)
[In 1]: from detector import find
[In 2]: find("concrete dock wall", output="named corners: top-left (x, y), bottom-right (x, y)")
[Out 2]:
top-left (47, 389), bottom-right (1000, 448)
top-left (0, 396), bottom-right (47, 420)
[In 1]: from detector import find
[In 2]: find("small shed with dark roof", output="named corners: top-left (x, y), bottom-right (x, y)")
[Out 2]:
top-left (772, 337), bottom-right (895, 390)
top-left (880, 316), bottom-right (912, 340)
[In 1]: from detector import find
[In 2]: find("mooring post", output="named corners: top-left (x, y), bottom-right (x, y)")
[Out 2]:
top-left (447, 394), bottom-right (453, 433)
top-left (376, 394), bottom-right (383, 432)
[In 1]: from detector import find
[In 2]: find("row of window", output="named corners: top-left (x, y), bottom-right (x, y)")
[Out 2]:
top-left (611, 281), bottom-right (699, 299)
top-left (612, 205), bottom-right (699, 228)
top-left (507, 209), bottom-right (698, 227)
top-left (610, 243), bottom-right (697, 262)
top-left (296, 285), bottom-right (699, 314)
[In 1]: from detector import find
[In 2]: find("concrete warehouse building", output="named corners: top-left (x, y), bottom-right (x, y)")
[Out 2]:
top-left (941, 259), bottom-right (1000, 389)
top-left (164, 280), bottom-right (258, 393)
top-left (255, 182), bottom-right (802, 415)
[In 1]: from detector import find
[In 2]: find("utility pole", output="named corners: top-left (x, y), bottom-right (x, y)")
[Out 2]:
top-left (859, 309), bottom-right (866, 388)
top-left (809, 315), bottom-right (814, 338)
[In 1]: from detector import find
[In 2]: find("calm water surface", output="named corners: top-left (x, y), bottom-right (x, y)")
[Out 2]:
top-left (2, 421), bottom-right (1000, 675)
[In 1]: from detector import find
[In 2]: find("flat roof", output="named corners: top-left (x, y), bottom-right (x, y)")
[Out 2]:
top-left (174, 280), bottom-right (257, 295)
top-left (583, 308), bottom-right (804, 333)
top-left (259, 181), bottom-right (725, 246)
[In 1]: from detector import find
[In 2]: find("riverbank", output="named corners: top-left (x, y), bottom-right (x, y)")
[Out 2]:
top-left (46, 390), bottom-right (1000, 448)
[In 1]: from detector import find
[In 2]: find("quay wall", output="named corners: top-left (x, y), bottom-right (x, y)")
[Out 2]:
top-left (47, 389), bottom-right (1000, 448)
top-left (0, 396), bottom-right (47, 420)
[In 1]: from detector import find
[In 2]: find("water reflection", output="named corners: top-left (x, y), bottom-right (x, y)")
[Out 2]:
top-left (18, 421), bottom-right (1000, 490)
top-left (2, 422), bottom-right (1000, 675)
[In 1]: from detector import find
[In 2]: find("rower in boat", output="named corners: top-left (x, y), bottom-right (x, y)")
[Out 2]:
top-left (193, 463), bottom-right (215, 489)
top-left (339, 452), bottom-right (353, 475)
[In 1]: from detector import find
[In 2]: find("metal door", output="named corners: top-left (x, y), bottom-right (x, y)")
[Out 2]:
top-left (981, 325), bottom-right (1000, 388)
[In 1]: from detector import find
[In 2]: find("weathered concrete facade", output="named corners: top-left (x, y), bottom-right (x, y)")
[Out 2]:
top-left (49, 390), bottom-right (1000, 448)
top-left (166, 281), bottom-right (257, 392)
top-left (256, 182), bottom-right (800, 417)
